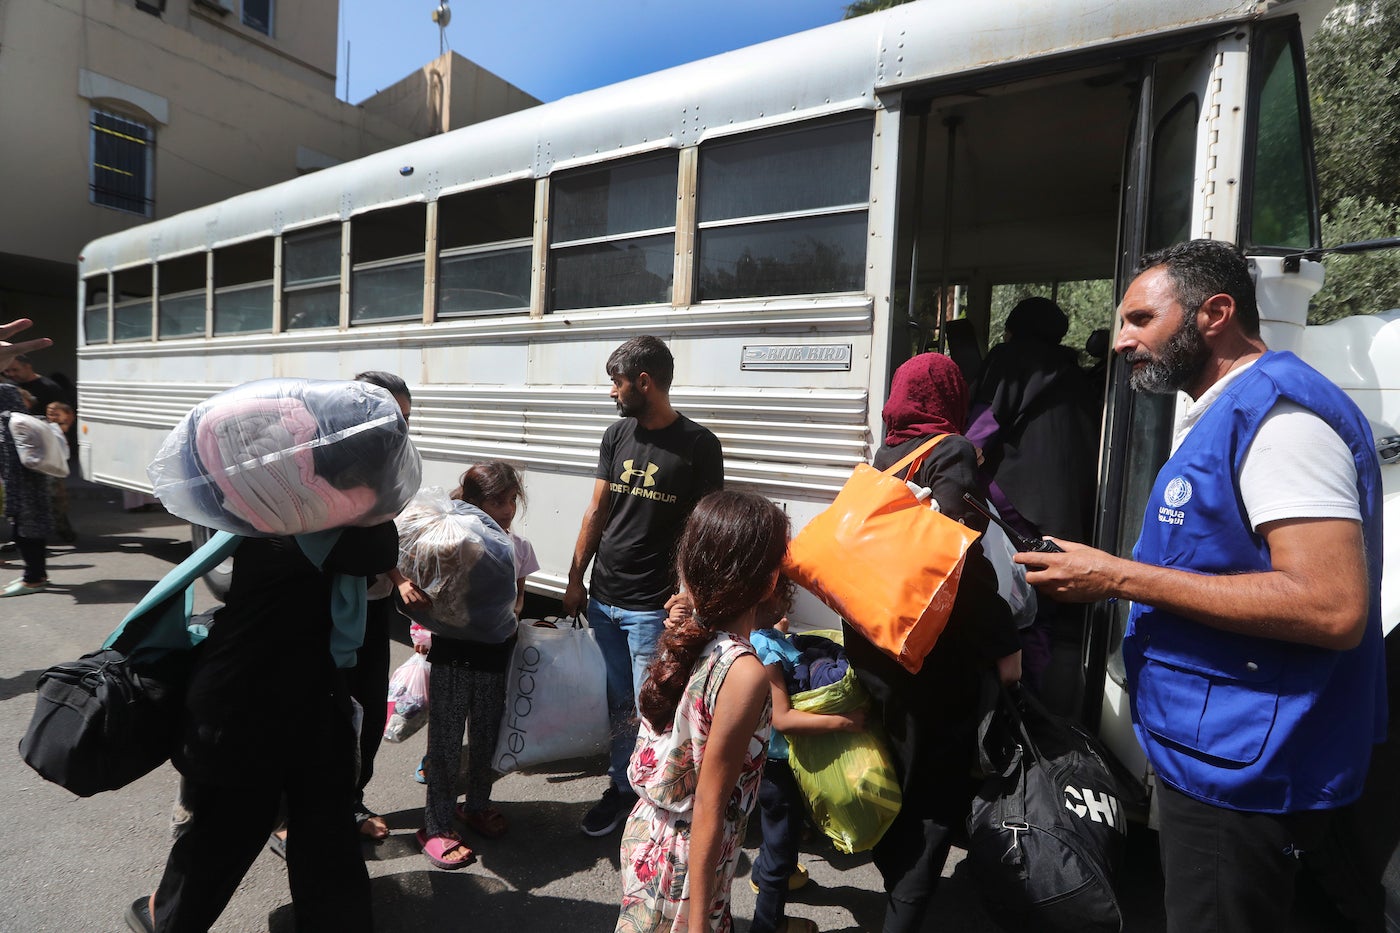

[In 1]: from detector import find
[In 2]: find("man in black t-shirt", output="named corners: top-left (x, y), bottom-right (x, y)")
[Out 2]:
top-left (563, 335), bottom-right (723, 836)
top-left (2, 354), bottom-right (70, 414)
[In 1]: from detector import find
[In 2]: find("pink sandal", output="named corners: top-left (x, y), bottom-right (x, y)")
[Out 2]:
top-left (416, 829), bottom-right (475, 870)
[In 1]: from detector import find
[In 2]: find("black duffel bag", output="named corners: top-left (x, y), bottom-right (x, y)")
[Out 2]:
top-left (18, 530), bottom-right (238, 797)
top-left (19, 647), bottom-right (193, 797)
top-left (966, 683), bottom-right (1129, 933)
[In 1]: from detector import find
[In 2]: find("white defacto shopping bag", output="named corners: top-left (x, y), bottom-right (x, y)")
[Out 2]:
top-left (493, 617), bottom-right (610, 773)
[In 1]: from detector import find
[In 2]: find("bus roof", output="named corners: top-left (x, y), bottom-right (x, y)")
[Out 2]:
top-left (78, 0), bottom-right (1323, 275)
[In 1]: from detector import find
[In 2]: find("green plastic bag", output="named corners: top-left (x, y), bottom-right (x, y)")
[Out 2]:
top-left (785, 629), bottom-right (902, 854)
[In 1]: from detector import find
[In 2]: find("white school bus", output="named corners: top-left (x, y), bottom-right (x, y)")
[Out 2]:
top-left (76, 0), bottom-right (1400, 819)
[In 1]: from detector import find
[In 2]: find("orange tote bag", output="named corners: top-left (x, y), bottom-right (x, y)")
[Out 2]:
top-left (783, 434), bottom-right (980, 673)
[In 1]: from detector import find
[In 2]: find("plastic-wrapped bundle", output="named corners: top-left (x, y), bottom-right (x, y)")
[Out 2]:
top-left (148, 378), bottom-right (421, 536)
top-left (785, 630), bottom-right (902, 854)
top-left (394, 488), bottom-right (517, 641)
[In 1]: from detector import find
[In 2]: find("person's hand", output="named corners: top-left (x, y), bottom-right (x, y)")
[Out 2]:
top-left (1015, 539), bottom-right (1126, 603)
top-left (0, 320), bottom-right (52, 370)
top-left (838, 708), bottom-right (867, 732)
top-left (398, 578), bottom-right (431, 610)
top-left (562, 579), bottom-right (587, 618)
top-left (995, 650), bottom-right (1023, 686)
top-left (664, 590), bottom-right (693, 629)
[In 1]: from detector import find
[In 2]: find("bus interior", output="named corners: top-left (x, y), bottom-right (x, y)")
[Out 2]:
top-left (890, 41), bottom-right (1215, 723)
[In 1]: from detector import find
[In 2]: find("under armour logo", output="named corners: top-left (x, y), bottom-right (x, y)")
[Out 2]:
top-left (620, 460), bottom-right (659, 487)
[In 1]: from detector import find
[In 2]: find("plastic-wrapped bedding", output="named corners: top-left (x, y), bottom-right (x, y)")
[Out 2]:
top-left (394, 488), bottom-right (518, 641)
top-left (148, 378), bottom-right (421, 536)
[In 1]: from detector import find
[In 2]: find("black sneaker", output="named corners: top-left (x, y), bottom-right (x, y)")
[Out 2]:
top-left (580, 784), bottom-right (637, 837)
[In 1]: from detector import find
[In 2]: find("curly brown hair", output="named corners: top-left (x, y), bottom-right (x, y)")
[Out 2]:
top-left (637, 490), bottom-right (790, 730)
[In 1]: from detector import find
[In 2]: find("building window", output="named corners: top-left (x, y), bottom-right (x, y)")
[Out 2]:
top-left (90, 109), bottom-right (154, 217)
top-left (135, 0), bottom-right (165, 16)
top-left (243, 0), bottom-right (272, 35)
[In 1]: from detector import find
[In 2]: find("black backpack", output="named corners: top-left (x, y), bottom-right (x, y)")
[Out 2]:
top-left (966, 683), bottom-right (1128, 933)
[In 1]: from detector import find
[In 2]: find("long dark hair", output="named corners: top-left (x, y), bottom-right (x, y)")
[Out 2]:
top-left (451, 461), bottom-right (524, 510)
top-left (637, 490), bottom-right (790, 730)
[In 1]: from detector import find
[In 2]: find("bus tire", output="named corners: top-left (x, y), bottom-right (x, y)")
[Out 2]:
top-left (189, 522), bottom-right (233, 603)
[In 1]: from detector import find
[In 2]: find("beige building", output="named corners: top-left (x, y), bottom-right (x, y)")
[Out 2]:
top-left (0, 0), bottom-right (537, 386)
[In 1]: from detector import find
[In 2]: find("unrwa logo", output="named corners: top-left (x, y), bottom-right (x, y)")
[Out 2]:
top-left (1064, 784), bottom-right (1125, 832)
top-left (1163, 475), bottom-right (1192, 508)
top-left (620, 459), bottom-right (659, 487)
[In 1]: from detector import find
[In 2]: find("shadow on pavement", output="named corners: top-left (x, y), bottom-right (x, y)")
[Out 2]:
top-left (268, 872), bottom-right (624, 933)
top-left (52, 577), bottom-right (171, 606)
top-left (0, 668), bottom-right (50, 703)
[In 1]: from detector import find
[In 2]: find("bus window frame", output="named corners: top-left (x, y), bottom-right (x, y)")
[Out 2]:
top-left (83, 273), bottom-right (112, 345)
top-left (694, 114), bottom-right (874, 303)
top-left (349, 202), bottom-right (429, 326)
top-left (547, 150), bottom-right (680, 313)
top-left (1238, 15), bottom-right (1321, 254)
top-left (111, 264), bottom-right (155, 343)
top-left (281, 224), bottom-right (343, 331)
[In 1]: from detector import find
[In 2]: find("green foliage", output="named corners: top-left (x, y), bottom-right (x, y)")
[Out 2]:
top-left (1309, 0), bottom-right (1400, 213)
top-left (1308, 196), bottom-right (1400, 323)
top-left (1305, 0), bottom-right (1400, 322)
top-left (843, 0), bottom-right (915, 19)
top-left (987, 280), bottom-right (1116, 366)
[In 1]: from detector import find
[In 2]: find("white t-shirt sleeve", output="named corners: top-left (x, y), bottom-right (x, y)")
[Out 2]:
top-left (511, 532), bottom-right (541, 578)
top-left (1238, 400), bottom-right (1360, 530)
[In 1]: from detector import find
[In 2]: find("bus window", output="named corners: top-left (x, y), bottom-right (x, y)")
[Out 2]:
top-left (1145, 95), bottom-right (1199, 252)
top-left (213, 238), bottom-right (274, 335)
top-left (83, 275), bottom-right (110, 344)
top-left (283, 226), bottom-right (341, 330)
top-left (549, 152), bottom-right (678, 310)
top-left (1245, 24), bottom-right (1315, 250)
top-left (697, 117), bottom-right (872, 301)
top-left (157, 253), bottom-right (207, 339)
top-left (437, 182), bottom-right (532, 316)
top-left (351, 202), bottom-right (427, 324)
top-left (113, 266), bottom-right (153, 342)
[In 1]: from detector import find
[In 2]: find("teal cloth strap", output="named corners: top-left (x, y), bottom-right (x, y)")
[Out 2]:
top-left (102, 530), bottom-right (242, 656)
top-left (294, 529), bottom-right (366, 669)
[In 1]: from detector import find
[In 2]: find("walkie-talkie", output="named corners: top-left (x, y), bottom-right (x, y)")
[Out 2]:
top-left (961, 492), bottom-right (1064, 553)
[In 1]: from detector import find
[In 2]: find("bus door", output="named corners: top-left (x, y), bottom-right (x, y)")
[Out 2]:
top-left (887, 28), bottom-right (1255, 789)
top-left (1090, 37), bottom-right (1232, 789)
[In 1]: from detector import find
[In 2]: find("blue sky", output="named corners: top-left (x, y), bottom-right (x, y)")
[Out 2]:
top-left (336, 0), bottom-right (849, 104)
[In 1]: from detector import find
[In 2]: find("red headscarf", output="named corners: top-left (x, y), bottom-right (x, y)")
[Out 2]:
top-left (882, 352), bottom-right (968, 446)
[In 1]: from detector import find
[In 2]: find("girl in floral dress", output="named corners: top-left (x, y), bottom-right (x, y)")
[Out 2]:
top-left (617, 490), bottom-right (790, 933)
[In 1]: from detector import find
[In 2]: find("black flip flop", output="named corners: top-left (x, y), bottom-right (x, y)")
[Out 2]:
top-left (124, 896), bottom-right (155, 933)
top-left (266, 831), bottom-right (288, 861)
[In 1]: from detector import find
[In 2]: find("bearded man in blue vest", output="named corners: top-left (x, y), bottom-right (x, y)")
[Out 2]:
top-left (1019, 239), bottom-right (1385, 932)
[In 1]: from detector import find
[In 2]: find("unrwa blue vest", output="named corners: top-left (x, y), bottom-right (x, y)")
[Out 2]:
top-left (1124, 351), bottom-right (1385, 813)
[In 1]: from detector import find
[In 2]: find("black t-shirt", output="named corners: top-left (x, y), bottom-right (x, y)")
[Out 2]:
top-left (17, 375), bottom-right (69, 413)
top-left (590, 414), bottom-right (723, 610)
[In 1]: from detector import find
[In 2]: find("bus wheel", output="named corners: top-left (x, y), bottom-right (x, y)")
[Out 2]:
top-left (189, 522), bottom-right (233, 603)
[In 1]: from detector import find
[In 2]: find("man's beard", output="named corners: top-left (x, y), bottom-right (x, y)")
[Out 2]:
top-left (1124, 315), bottom-right (1209, 394)
top-left (615, 395), bottom-right (645, 418)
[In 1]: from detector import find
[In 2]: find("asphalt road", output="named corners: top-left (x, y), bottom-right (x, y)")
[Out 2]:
top-left (0, 487), bottom-right (1343, 932)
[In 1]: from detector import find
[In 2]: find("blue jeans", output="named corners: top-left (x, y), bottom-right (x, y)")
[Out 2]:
top-left (587, 597), bottom-right (667, 790)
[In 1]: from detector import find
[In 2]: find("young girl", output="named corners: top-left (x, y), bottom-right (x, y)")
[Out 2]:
top-left (410, 461), bottom-right (537, 869)
top-left (617, 490), bottom-right (787, 933)
top-left (749, 596), bottom-right (865, 933)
